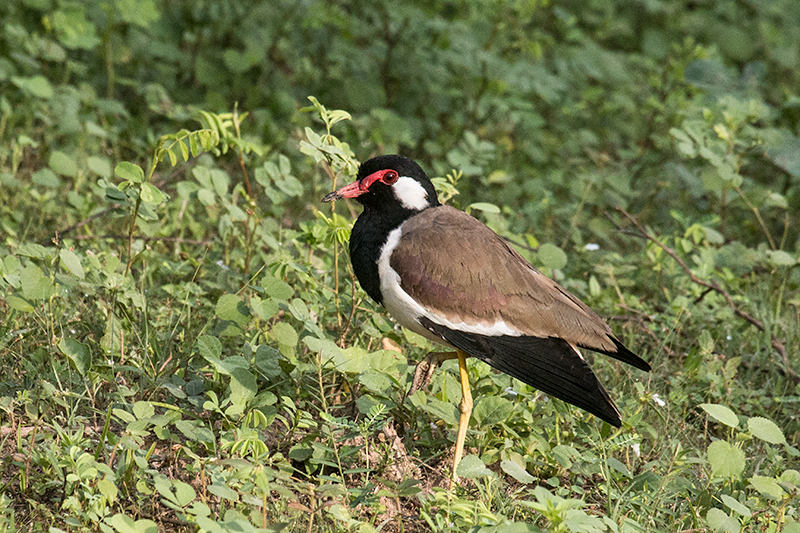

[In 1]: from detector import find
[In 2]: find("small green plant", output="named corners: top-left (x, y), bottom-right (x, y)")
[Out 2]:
top-left (698, 403), bottom-right (799, 532)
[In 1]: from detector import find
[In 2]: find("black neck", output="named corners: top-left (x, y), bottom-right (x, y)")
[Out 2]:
top-left (349, 204), bottom-right (417, 305)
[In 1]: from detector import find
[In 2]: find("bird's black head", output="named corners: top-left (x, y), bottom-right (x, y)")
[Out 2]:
top-left (322, 155), bottom-right (440, 212)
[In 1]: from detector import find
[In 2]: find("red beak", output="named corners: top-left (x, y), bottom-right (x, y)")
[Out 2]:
top-left (321, 179), bottom-right (365, 202)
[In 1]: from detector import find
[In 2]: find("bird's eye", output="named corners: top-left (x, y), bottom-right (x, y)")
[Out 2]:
top-left (383, 170), bottom-right (399, 184)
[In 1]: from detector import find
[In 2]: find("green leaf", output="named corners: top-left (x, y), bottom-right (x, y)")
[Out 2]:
top-left (132, 401), bottom-right (154, 420)
top-left (195, 335), bottom-right (222, 360)
top-left (305, 337), bottom-right (347, 369)
top-left (706, 508), bottom-right (738, 533)
top-left (97, 478), bottom-right (118, 503)
top-left (468, 202), bottom-right (501, 214)
top-left (288, 443), bottom-right (313, 462)
top-left (113, 408), bottom-right (136, 424)
top-left (58, 338), bottom-right (91, 377)
top-left (500, 459), bottom-right (535, 484)
top-left (272, 322), bottom-right (298, 347)
top-left (670, 127), bottom-right (696, 157)
top-left (588, 275), bottom-right (601, 296)
top-left (703, 226), bottom-right (725, 244)
top-left (171, 480), bottom-right (196, 507)
top-left (416, 397), bottom-right (458, 426)
top-left (87, 155), bottom-right (112, 178)
top-left (115, 162), bottom-right (145, 183)
top-left (720, 494), bottom-right (751, 517)
top-left (326, 109), bottom-right (352, 126)
top-left (538, 242), bottom-right (568, 270)
top-left (20, 265), bottom-right (52, 300)
top-left (230, 367), bottom-right (257, 408)
top-left (59, 249), bottom-right (85, 279)
top-left (226, 203), bottom-right (247, 222)
top-left (104, 513), bottom-right (158, 533)
top-left (782, 469), bottom-right (800, 485)
top-left (189, 132), bottom-right (199, 157)
top-left (207, 355), bottom-right (248, 376)
top-left (16, 243), bottom-right (49, 259)
top-left (210, 169), bottom-right (230, 196)
top-left (700, 403), bottom-right (739, 428)
top-left (472, 395), bottom-right (514, 426)
top-left (52, 7), bottom-right (101, 49)
top-left (32, 168), bottom-right (61, 187)
top-left (358, 370), bottom-right (392, 393)
top-left (215, 294), bottom-right (249, 326)
top-left (5, 295), bottom-right (34, 312)
top-left (262, 275), bottom-right (293, 299)
top-left (553, 444), bottom-right (582, 469)
top-left (250, 296), bottom-right (279, 321)
top-left (749, 475), bottom-right (785, 500)
top-left (456, 454), bottom-right (493, 479)
top-left (114, 0), bottom-right (160, 28)
top-left (49, 150), bottom-right (79, 178)
top-left (327, 504), bottom-right (351, 522)
top-left (707, 440), bottom-right (745, 478)
top-left (197, 188), bottom-right (215, 205)
top-left (766, 130), bottom-right (800, 178)
top-left (11, 75), bottom-right (54, 99)
top-left (783, 523), bottom-right (800, 533)
top-left (747, 416), bottom-right (785, 445)
top-left (607, 457), bottom-right (631, 478)
top-left (764, 192), bottom-right (788, 209)
top-left (361, 349), bottom-right (403, 373)
top-left (207, 483), bottom-right (239, 501)
top-left (766, 250), bottom-right (796, 267)
top-left (173, 420), bottom-right (214, 443)
top-left (274, 173), bottom-right (304, 197)
top-left (563, 510), bottom-right (604, 532)
top-left (140, 182), bottom-right (166, 204)
top-left (254, 345), bottom-right (283, 379)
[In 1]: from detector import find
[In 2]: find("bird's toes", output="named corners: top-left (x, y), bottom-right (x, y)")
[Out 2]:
top-left (409, 350), bottom-right (458, 394)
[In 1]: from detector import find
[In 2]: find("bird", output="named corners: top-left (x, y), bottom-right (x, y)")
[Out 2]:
top-left (322, 155), bottom-right (650, 482)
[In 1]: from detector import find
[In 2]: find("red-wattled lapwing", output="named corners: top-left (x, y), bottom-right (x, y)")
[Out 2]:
top-left (322, 155), bottom-right (650, 483)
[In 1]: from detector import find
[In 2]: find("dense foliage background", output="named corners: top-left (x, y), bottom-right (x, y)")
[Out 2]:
top-left (1, 0), bottom-right (799, 531)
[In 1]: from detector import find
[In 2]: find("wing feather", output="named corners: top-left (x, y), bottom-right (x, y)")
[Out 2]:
top-left (393, 206), bottom-right (649, 371)
top-left (420, 318), bottom-right (623, 426)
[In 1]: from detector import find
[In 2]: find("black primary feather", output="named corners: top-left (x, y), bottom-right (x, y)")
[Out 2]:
top-left (420, 317), bottom-right (623, 426)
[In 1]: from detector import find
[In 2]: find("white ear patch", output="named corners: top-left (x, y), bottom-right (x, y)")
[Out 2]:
top-left (392, 176), bottom-right (430, 211)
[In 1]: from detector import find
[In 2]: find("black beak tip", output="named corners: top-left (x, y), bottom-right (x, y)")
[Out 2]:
top-left (321, 191), bottom-right (339, 203)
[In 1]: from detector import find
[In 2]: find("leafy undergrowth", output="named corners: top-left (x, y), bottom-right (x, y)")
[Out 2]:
top-left (1, 99), bottom-right (798, 533)
top-left (2, 1), bottom-right (800, 532)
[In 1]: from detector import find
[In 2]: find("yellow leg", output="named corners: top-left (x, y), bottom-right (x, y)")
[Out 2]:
top-left (451, 349), bottom-right (473, 485)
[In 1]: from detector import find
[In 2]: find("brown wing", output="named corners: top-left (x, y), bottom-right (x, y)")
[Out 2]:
top-left (392, 205), bottom-right (647, 369)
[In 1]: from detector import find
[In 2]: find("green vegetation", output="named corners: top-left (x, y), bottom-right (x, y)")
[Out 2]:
top-left (1, 0), bottom-right (799, 531)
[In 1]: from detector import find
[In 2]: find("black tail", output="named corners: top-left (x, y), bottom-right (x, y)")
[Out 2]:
top-left (420, 318), bottom-right (623, 427)
top-left (584, 336), bottom-right (651, 372)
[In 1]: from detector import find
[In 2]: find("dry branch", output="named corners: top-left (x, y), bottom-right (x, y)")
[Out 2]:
top-left (616, 207), bottom-right (796, 381)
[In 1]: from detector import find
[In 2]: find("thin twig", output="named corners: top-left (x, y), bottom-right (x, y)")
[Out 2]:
top-left (337, 271), bottom-right (360, 348)
top-left (44, 205), bottom-right (122, 246)
top-left (503, 236), bottom-right (537, 253)
top-left (616, 207), bottom-right (795, 380)
top-left (733, 184), bottom-right (776, 250)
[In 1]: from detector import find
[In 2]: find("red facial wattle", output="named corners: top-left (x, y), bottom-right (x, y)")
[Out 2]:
top-left (321, 169), bottom-right (399, 202)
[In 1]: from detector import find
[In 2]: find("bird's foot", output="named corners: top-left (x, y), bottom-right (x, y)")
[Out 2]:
top-left (409, 351), bottom-right (458, 395)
